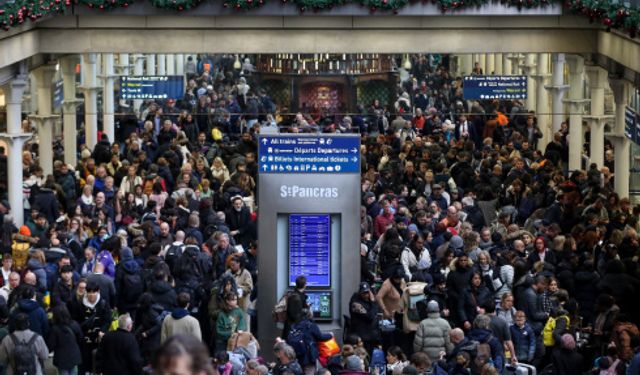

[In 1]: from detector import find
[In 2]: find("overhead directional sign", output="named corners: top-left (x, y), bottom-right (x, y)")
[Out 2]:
top-left (258, 135), bottom-right (360, 174)
top-left (463, 75), bottom-right (527, 100)
top-left (625, 106), bottom-right (640, 145)
top-left (120, 76), bottom-right (184, 100)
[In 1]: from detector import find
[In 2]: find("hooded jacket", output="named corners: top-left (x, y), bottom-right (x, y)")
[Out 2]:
top-left (149, 280), bottom-right (177, 310)
top-left (10, 299), bottom-right (49, 338)
top-left (160, 308), bottom-right (201, 343)
top-left (467, 328), bottom-right (504, 371)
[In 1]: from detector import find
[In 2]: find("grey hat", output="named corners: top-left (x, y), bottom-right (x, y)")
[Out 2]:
top-left (427, 300), bottom-right (440, 313)
top-left (345, 355), bottom-right (363, 371)
top-left (449, 235), bottom-right (464, 250)
top-left (433, 183), bottom-right (443, 190)
top-left (364, 192), bottom-right (375, 200)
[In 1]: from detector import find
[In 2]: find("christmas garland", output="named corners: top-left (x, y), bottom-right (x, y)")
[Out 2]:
top-left (0, 0), bottom-right (69, 30)
top-left (0, 0), bottom-right (639, 39)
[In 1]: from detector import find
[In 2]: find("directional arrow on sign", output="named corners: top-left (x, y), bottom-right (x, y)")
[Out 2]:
top-left (261, 139), bottom-right (268, 145)
top-left (262, 165), bottom-right (268, 171)
top-left (351, 148), bottom-right (358, 153)
top-left (352, 157), bottom-right (358, 162)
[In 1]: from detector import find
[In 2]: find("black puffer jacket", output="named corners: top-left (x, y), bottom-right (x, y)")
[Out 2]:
top-left (149, 280), bottom-right (177, 310)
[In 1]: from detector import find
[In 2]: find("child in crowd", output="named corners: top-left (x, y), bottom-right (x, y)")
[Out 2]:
top-left (509, 311), bottom-right (536, 364)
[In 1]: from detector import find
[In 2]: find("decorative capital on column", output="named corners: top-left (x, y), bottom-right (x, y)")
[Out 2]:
top-left (608, 78), bottom-right (629, 106)
top-left (562, 99), bottom-right (590, 110)
top-left (583, 115), bottom-right (614, 126)
top-left (28, 114), bottom-right (60, 126)
top-left (544, 84), bottom-right (570, 93)
top-left (2, 77), bottom-right (28, 105)
top-left (62, 99), bottom-right (84, 111)
top-left (585, 65), bottom-right (608, 89)
top-left (32, 65), bottom-right (58, 89)
top-left (77, 85), bottom-right (102, 93)
top-left (0, 133), bottom-right (33, 145)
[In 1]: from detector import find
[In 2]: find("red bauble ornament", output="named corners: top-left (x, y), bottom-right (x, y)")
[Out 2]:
top-left (602, 17), bottom-right (612, 26)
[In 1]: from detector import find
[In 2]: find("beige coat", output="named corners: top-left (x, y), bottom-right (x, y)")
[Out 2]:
top-left (376, 278), bottom-right (406, 319)
top-left (230, 268), bottom-right (253, 311)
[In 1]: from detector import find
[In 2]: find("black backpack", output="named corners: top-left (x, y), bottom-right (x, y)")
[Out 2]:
top-left (10, 333), bottom-right (39, 375)
top-left (164, 244), bottom-right (183, 273)
top-left (122, 271), bottom-right (144, 303)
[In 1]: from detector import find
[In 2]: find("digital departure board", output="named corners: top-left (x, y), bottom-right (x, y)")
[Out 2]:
top-left (289, 214), bottom-right (331, 287)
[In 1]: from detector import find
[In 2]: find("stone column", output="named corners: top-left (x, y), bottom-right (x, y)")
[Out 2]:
top-left (503, 53), bottom-right (512, 76)
top-left (508, 54), bottom-right (523, 75)
top-left (584, 65), bottom-right (611, 168)
top-left (79, 53), bottom-right (100, 150)
top-left (133, 54), bottom-right (145, 117)
top-left (158, 54), bottom-right (166, 75)
top-left (494, 53), bottom-right (503, 75)
top-left (460, 55), bottom-right (473, 76)
top-left (118, 53), bottom-right (130, 76)
top-left (564, 55), bottom-right (589, 173)
top-left (545, 53), bottom-right (569, 133)
top-left (30, 65), bottom-right (59, 176)
top-left (166, 54), bottom-right (175, 75)
top-left (176, 54), bottom-right (185, 75)
top-left (608, 78), bottom-right (630, 198)
top-left (486, 54), bottom-right (495, 75)
top-left (533, 53), bottom-right (552, 150)
top-left (479, 54), bottom-right (487, 74)
top-left (146, 54), bottom-right (156, 75)
top-left (60, 57), bottom-right (83, 167)
top-left (0, 77), bottom-right (31, 226)
top-left (101, 53), bottom-right (116, 142)
top-left (522, 53), bottom-right (537, 111)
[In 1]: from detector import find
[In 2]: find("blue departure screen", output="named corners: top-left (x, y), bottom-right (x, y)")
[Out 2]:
top-left (289, 214), bottom-right (331, 287)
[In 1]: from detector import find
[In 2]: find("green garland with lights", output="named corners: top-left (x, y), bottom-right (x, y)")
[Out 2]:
top-left (0, 0), bottom-right (639, 38)
top-left (0, 0), bottom-right (69, 30)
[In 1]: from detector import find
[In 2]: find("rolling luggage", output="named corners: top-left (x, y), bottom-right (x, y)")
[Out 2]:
top-left (505, 363), bottom-right (537, 375)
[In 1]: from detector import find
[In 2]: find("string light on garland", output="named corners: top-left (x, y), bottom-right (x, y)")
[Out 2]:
top-left (0, 0), bottom-right (68, 30)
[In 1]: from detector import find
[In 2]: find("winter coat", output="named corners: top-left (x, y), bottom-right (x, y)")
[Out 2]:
top-left (510, 322), bottom-right (536, 362)
top-left (551, 348), bottom-right (583, 375)
top-left (134, 303), bottom-right (164, 360)
top-left (160, 308), bottom-right (202, 343)
top-left (215, 307), bottom-right (247, 350)
top-left (286, 319), bottom-right (332, 366)
top-left (348, 293), bottom-right (380, 343)
top-left (467, 328), bottom-right (504, 371)
top-left (573, 270), bottom-right (599, 324)
top-left (26, 258), bottom-right (47, 292)
top-left (376, 278), bottom-right (406, 319)
top-left (227, 268), bottom-right (253, 312)
top-left (77, 295), bottom-right (112, 344)
top-left (456, 286), bottom-right (492, 326)
top-left (149, 280), bottom-right (177, 310)
top-left (0, 329), bottom-right (49, 375)
top-left (33, 188), bottom-right (59, 223)
top-left (515, 283), bottom-right (547, 334)
top-left (400, 247), bottom-right (431, 282)
top-left (115, 259), bottom-right (144, 314)
top-left (9, 299), bottom-right (49, 338)
top-left (96, 328), bottom-right (144, 375)
top-left (413, 312), bottom-right (453, 362)
top-left (47, 322), bottom-right (83, 370)
top-left (86, 272), bottom-right (117, 308)
top-left (51, 279), bottom-right (74, 308)
top-left (417, 287), bottom-right (449, 321)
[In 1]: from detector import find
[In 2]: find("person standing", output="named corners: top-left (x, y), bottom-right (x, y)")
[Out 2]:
top-left (47, 305), bottom-right (83, 375)
top-left (96, 313), bottom-right (144, 375)
top-left (161, 292), bottom-right (202, 343)
top-left (413, 300), bottom-right (453, 362)
top-left (0, 312), bottom-right (49, 375)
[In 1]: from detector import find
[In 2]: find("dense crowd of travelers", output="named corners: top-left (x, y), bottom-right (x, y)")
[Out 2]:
top-left (0, 54), bottom-right (637, 375)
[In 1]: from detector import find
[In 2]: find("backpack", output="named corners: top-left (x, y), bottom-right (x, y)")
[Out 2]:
top-left (369, 348), bottom-right (386, 375)
top-left (272, 291), bottom-right (292, 323)
top-left (164, 244), bottom-right (183, 273)
top-left (10, 333), bottom-right (39, 375)
top-left (287, 322), bottom-right (313, 366)
top-left (542, 315), bottom-right (569, 347)
top-left (121, 271), bottom-right (144, 303)
top-left (402, 282), bottom-right (427, 333)
top-left (155, 309), bottom-right (171, 326)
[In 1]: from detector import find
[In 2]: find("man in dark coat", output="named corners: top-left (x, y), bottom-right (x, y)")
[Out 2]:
top-left (349, 282), bottom-right (380, 353)
top-left (32, 181), bottom-right (59, 224)
top-left (96, 313), bottom-right (143, 375)
top-left (225, 196), bottom-right (252, 248)
top-left (92, 134), bottom-right (112, 166)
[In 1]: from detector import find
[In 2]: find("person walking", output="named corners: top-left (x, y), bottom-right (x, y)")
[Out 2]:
top-left (47, 305), bottom-right (83, 375)
top-left (96, 313), bottom-right (144, 375)
top-left (0, 312), bottom-right (49, 375)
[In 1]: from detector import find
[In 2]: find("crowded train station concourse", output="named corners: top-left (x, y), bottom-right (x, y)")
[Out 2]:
top-left (0, 1), bottom-right (640, 373)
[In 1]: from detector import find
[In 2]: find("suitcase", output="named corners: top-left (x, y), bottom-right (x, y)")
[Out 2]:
top-left (505, 363), bottom-right (537, 375)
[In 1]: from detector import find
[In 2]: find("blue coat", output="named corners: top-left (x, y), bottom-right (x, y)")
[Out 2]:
top-left (10, 299), bottom-right (49, 338)
top-left (510, 322), bottom-right (536, 362)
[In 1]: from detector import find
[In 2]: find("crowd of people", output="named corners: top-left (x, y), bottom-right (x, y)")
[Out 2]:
top-left (0, 53), bottom-right (636, 375)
